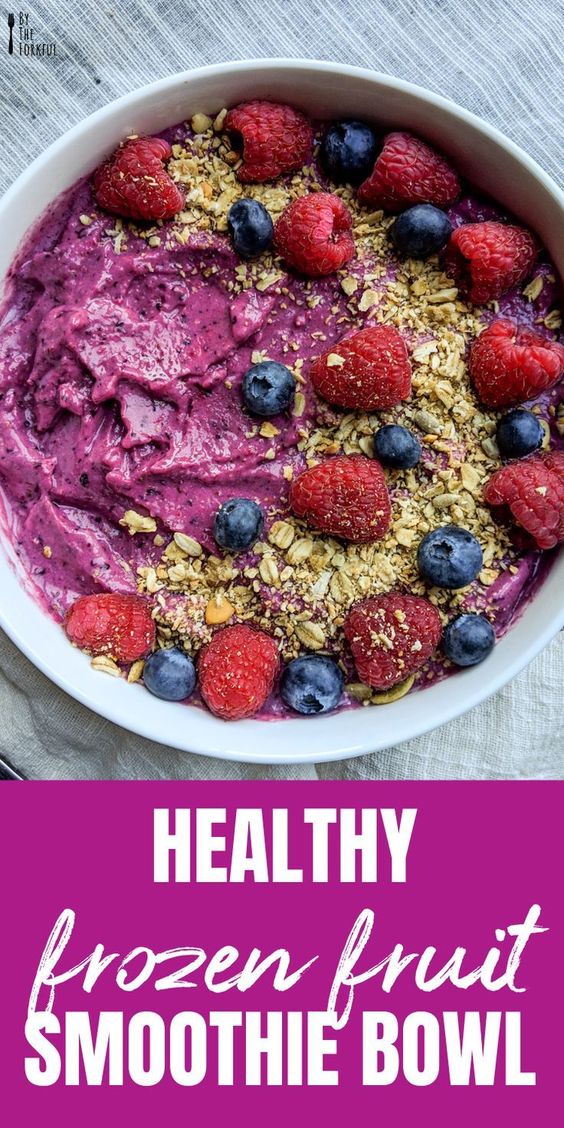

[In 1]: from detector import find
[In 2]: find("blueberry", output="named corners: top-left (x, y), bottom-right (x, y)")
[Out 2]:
top-left (320, 121), bottom-right (379, 184)
top-left (417, 525), bottom-right (483, 589)
top-left (391, 204), bottom-right (453, 258)
top-left (214, 497), bottom-right (264, 552)
top-left (242, 361), bottom-right (296, 417)
top-left (496, 408), bottom-right (544, 459)
top-left (143, 647), bottom-right (196, 701)
top-left (373, 424), bottom-right (421, 468)
top-left (443, 613), bottom-right (496, 667)
top-left (281, 654), bottom-right (344, 715)
top-left (227, 198), bottom-right (274, 258)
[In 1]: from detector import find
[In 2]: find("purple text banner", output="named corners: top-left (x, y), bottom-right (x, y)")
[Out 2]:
top-left (0, 780), bottom-right (561, 1124)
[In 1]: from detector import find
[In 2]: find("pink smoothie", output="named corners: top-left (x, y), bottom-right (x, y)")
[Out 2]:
top-left (0, 119), bottom-right (561, 718)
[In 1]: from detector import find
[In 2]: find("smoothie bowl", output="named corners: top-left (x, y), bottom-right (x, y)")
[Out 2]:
top-left (0, 61), bottom-right (562, 765)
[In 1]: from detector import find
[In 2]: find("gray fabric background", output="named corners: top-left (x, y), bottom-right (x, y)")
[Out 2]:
top-left (0, 0), bottom-right (562, 780)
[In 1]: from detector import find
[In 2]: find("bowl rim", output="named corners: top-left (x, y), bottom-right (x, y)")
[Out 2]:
top-left (3, 58), bottom-right (564, 212)
top-left (0, 58), bottom-right (563, 767)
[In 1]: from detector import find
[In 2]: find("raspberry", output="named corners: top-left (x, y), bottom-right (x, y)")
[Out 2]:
top-left (289, 455), bottom-right (391, 542)
top-left (65, 593), bottom-right (155, 662)
top-left (225, 100), bottom-right (313, 183)
top-left (310, 325), bottom-right (411, 409)
top-left (199, 624), bottom-right (280, 720)
top-left (274, 193), bottom-right (355, 277)
top-left (470, 319), bottom-right (564, 407)
top-left (484, 451), bottom-right (564, 550)
top-left (358, 131), bottom-right (460, 212)
top-left (444, 221), bottom-right (538, 303)
top-left (93, 136), bottom-right (184, 221)
top-left (344, 593), bottom-right (442, 689)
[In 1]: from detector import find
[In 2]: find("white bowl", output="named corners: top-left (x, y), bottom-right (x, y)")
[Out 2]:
top-left (0, 60), bottom-right (562, 766)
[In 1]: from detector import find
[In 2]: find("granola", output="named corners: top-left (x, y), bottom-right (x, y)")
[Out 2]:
top-left (129, 116), bottom-right (561, 690)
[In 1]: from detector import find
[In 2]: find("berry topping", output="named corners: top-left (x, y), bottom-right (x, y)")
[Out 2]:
top-left (444, 222), bottom-right (539, 303)
top-left (373, 423), bottom-right (421, 468)
top-left (320, 121), bottom-right (379, 184)
top-left (199, 623), bottom-right (280, 720)
top-left (213, 498), bottom-right (264, 553)
top-left (92, 136), bottom-right (184, 221)
top-left (344, 593), bottom-right (442, 690)
top-left (391, 203), bottom-right (453, 258)
top-left (484, 451), bottom-right (564, 550)
top-left (469, 319), bottom-right (564, 407)
top-left (280, 654), bottom-right (344, 714)
top-left (358, 131), bottom-right (460, 212)
top-left (242, 360), bottom-right (296, 416)
top-left (274, 192), bottom-right (355, 277)
top-left (143, 647), bottom-right (197, 701)
top-left (227, 198), bottom-right (274, 258)
top-left (310, 325), bottom-right (411, 410)
top-left (417, 525), bottom-right (483, 588)
top-left (65, 593), bottom-right (155, 662)
top-left (496, 409), bottom-right (544, 459)
top-left (443, 613), bottom-right (495, 667)
top-left (224, 100), bottom-right (313, 183)
top-left (289, 455), bottom-right (392, 543)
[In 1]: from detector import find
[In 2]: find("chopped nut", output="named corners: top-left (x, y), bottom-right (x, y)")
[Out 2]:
top-left (144, 568), bottom-right (162, 594)
top-left (205, 593), bottom-right (235, 625)
top-left (412, 340), bottom-right (438, 362)
top-left (544, 309), bottom-right (562, 329)
top-left (522, 275), bottom-right (543, 301)
top-left (341, 276), bottom-right (358, 296)
top-left (167, 563), bottom-right (187, 583)
top-left (127, 660), bottom-right (145, 684)
top-left (292, 392), bottom-right (306, 417)
top-left (326, 353), bottom-right (346, 367)
top-left (460, 463), bottom-right (481, 492)
top-left (358, 288), bottom-right (378, 312)
top-left (260, 421), bottom-right (280, 438)
top-left (213, 107), bottom-right (228, 132)
top-left (191, 112), bottom-right (213, 133)
top-left (79, 214), bottom-right (92, 226)
top-left (311, 570), bottom-right (331, 598)
top-left (395, 528), bottom-right (415, 547)
top-left (479, 568), bottom-right (498, 586)
top-left (119, 509), bottom-right (157, 535)
top-left (42, 545), bottom-right (52, 559)
top-left (433, 493), bottom-right (459, 510)
top-left (256, 272), bottom-right (284, 291)
top-left (427, 287), bottom-right (459, 303)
